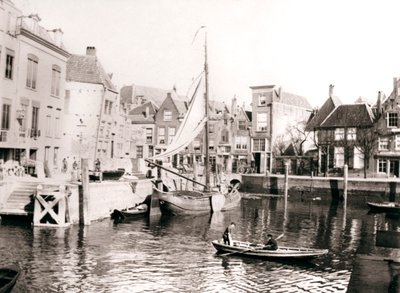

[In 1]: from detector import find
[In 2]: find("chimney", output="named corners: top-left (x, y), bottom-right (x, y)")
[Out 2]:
top-left (394, 77), bottom-right (398, 97)
top-left (86, 46), bottom-right (96, 56)
top-left (377, 91), bottom-right (382, 118)
top-left (167, 92), bottom-right (172, 99)
top-left (329, 84), bottom-right (334, 98)
top-left (49, 28), bottom-right (63, 47)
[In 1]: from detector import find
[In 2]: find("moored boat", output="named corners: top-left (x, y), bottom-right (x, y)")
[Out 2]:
top-left (156, 185), bottom-right (240, 215)
top-left (111, 204), bottom-right (148, 221)
top-left (145, 28), bottom-right (241, 216)
top-left (367, 202), bottom-right (400, 214)
top-left (211, 240), bottom-right (328, 259)
top-left (0, 266), bottom-right (20, 293)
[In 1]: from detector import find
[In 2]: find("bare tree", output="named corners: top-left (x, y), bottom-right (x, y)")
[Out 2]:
top-left (286, 121), bottom-right (310, 156)
top-left (354, 126), bottom-right (379, 178)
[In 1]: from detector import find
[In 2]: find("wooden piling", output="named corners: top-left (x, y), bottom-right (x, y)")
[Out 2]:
top-left (343, 164), bottom-right (348, 229)
top-left (80, 159), bottom-right (91, 225)
top-left (284, 162), bottom-right (289, 220)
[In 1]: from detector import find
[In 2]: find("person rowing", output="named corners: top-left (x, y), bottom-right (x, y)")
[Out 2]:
top-left (263, 234), bottom-right (278, 250)
top-left (223, 222), bottom-right (236, 246)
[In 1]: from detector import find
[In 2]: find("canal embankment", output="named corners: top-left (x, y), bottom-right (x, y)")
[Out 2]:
top-left (240, 174), bottom-right (400, 202)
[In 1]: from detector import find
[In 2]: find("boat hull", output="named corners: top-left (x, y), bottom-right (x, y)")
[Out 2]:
top-left (111, 206), bottom-right (148, 221)
top-left (212, 240), bottom-right (328, 259)
top-left (156, 187), bottom-right (241, 215)
top-left (0, 266), bottom-right (20, 293)
top-left (367, 202), bottom-right (400, 214)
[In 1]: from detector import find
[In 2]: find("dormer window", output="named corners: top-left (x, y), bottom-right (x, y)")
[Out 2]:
top-left (387, 112), bottom-right (398, 128)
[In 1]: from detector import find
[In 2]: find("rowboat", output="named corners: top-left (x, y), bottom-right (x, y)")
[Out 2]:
top-left (367, 202), bottom-right (400, 214)
top-left (0, 266), bottom-right (20, 293)
top-left (211, 240), bottom-right (328, 259)
top-left (111, 204), bottom-right (148, 222)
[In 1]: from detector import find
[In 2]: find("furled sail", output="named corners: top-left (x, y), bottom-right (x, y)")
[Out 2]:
top-left (151, 76), bottom-right (206, 160)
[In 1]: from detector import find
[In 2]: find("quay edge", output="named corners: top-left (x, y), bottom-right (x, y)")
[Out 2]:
top-left (240, 174), bottom-right (400, 202)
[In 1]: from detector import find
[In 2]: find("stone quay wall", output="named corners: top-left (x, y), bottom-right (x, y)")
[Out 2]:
top-left (240, 174), bottom-right (400, 202)
top-left (66, 179), bottom-right (153, 224)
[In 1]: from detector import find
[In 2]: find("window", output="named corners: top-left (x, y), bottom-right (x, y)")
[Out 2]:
top-left (259, 94), bottom-right (266, 106)
top-left (347, 128), bottom-right (356, 140)
top-left (136, 146), bottom-right (143, 158)
top-left (168, 127), bottom-right (175, 144)
top-left (209, 140), bottom-right (215, 151)
top-left (53, 147), bottom-right (59, 167)
top-left (353, 147), bottom-right (364, 169)
top-left (55, 117), bottom-right (60, 138)
top-left (158, 127), bottom-right (165, 144)
top-left (31, 106), bottom-right (39, 136)
top-left (164, 110), bottom-right (172, 121)
top-left (26, 54), bottom-right (38, 89)
top-left (104, 100), bottom-right (113, 115)
top-left (148, 145), bottom-right (154, 157)
top-left (257, 113), bottom-right (267, 131)
top-left (45, 115), bottom-right (52, 137)
top-left (5, 49), bottom-right (14, 79)
top-left (335, 128), bottom-right (344, 140)
top-left (51, 65), bottom-right (61, 96)
top-left (396, 135), bottom-right (400, 151)
top-left (334, 147), bottom-right (344, 167)
top-left (253, 139), bottom-right (265, 152)
top-left (221, 129), bottom-right (229, 143)
top-left (146, 128), bottom-right (153, 144)
top-left (193, 140), bottom-right (201, 152)
top-left (1, 103), bottom-right (10, 130)
top-left (238, 120), bottom-right (246, 130)
top-left (387, 112), bottom-right (398, 128)
top-left (378, 159), bottom-right (387, 173)
top-left (379, 137), bottom-right (389, 151)
top-left (44, 146), bottom-right (50, 162)
top-left (209, 124), bottom-right (214, 133)
top-left (236, 136), bottom-right (248, 150)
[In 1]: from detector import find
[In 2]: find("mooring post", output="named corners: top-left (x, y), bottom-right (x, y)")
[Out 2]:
top-left (284, 161), bottom-right (289, 220)
top-left (80, 158), bottom-right (91, 225)
top-left (343, 164), bottom-right (348, 229)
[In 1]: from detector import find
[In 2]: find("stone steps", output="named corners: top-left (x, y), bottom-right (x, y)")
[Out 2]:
top-left (0, 181), bottom-right (39, 215)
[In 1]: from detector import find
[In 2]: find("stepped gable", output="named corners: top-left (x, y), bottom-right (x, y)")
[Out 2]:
top-left (305, 96), bottom-right (342, 131)
top-left (67, 54), bottom-right (116, 90)
top-left (319, 103), bottom-right (374, 128)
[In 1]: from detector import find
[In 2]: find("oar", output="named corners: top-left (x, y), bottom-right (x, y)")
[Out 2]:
top-left (219, 233), bottom-right (285, 257)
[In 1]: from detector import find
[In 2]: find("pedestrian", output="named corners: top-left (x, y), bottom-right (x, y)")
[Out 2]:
top-left (95, 158), bottom-right (101, 172)
top-left (263, 234), bottom-right (278, 250)
top-left (72, 158), bottom-right (78, 170)
top-left (62, 158), bottom-right (68, 173)
top-left (223, 222), bottom-right (236, 246)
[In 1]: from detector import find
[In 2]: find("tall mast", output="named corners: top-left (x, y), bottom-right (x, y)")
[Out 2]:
top-left (204, 30), bottom-right (210, 192)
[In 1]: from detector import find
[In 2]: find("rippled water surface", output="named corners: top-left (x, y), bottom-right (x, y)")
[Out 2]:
top-left (1, 193), bottom-right (398, 292)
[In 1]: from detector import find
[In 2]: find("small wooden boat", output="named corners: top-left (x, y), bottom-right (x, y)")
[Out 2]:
top-left (0, 266), bottom-right (20, 293)
top-left (111, 204), bottom-right (148, 221)
top-left (211, 240), bottom-right (328, 259)
top-left (156, 185), bottom-right (241, 216)
top-left (367, 202), bottom-right (400, 214)
top-left (89, 169), bottom-right (125, 181)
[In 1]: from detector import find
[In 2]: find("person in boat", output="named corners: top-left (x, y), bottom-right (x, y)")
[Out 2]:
top-left (223, 222), bottom-right (236, 246)
top-left (263, 234), bottom-right (278, 250)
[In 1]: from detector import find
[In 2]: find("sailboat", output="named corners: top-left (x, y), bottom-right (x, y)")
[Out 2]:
top-left (145, 29), bottom-right (241, 215)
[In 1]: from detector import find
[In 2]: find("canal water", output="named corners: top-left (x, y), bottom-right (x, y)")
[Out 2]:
top-left (1, 193), bottom-right (399, 292)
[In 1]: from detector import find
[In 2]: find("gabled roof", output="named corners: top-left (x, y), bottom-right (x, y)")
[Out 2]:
top-left (305, 96), bottom-right (342, 131)
top-left (209, 100), bottom-right (229, 114)
top-left (120, 85), bottom-right (187, 107)
top-left (319, 103), bottom-right (374, 128)
top-left (67, 55), bottom-right (116, 91)
top-left (279, 91), bottom-right (313, 109)
top-left (128, 101), bottom-right (158, 123)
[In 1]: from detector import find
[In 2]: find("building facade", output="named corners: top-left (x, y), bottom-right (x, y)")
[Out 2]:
top-left (250, 85), bottom-right (312, 174)
top-left (0, 0), bottom-right (69, 176)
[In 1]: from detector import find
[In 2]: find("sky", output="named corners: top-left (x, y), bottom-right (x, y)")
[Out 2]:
top-left (15, 0), bottom-right (400, 108)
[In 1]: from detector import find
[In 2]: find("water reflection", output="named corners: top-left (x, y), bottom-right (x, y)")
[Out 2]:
top-left (1, 194), bottom-right (399, 292)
